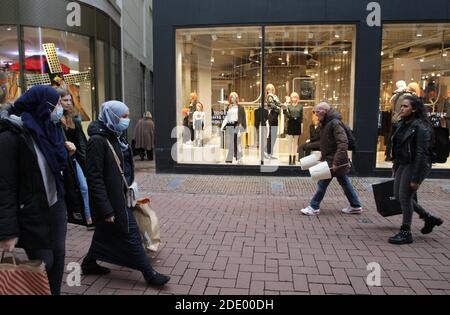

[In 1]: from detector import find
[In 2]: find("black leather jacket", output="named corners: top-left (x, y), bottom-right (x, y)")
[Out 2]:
top-left (391, 118), bottom-right (432, 184)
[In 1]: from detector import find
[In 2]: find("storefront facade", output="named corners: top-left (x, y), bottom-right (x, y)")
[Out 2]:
top-left (154, 0), bottom-right (450, 177)
top-left (0, 0), bottom-right (122, 127)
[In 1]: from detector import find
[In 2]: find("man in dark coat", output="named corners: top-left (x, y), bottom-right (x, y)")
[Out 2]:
top-left (300, 102), bottom-right (363, 216)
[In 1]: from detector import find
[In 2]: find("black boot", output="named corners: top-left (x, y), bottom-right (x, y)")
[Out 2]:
top-left (292, 155), bottom-right (296, 165)
top-left (421, 215), bottom-right (443, 235)
top-left (288, 155), bottom-right (292, 165)
top-left (82, 256), bottom-right (111, 275)
top-left (144, 270), bottom-right (170, 286)
top-left (388, 225), bottom-right (413, 245)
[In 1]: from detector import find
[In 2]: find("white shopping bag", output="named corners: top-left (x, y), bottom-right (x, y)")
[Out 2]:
top-left (309, 161), bottom-right (332, 181)
top-left (300, 153), bottom-right (320, 170)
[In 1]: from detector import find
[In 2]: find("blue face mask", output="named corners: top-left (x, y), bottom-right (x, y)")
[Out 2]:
top-left (117, 118), bottom-right (130, 131)
top-left (50, 104), bottom-right (64, 124)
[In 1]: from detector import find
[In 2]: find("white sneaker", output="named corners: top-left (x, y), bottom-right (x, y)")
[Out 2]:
top-left (342, 207), bottom-right (363, 215)
top-left (301, 206), bottom-right (320, 216)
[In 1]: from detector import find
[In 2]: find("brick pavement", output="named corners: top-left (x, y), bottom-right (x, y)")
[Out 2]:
top-left (18, 161), bottom-right (450, 295)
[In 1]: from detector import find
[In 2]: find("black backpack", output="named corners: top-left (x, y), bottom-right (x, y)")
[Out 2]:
top-left (338, 121), bottom-right (357, 151)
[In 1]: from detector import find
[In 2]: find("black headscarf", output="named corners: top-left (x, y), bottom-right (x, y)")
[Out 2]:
top-left (13, 85), bottom-right (68, 196)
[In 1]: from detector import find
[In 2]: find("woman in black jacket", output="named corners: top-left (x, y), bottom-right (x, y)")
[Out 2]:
top-left (81, 101), bottom-right (170, 286)
top-left (0, 85), bottom-right (75, 295)
top-left (389, 95), bottom-right (443, 245)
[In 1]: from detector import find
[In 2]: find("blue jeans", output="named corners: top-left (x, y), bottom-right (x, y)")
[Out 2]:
top-left (310, 175), bottom-right (362, 210)
top-left (75, 160), bottom-right (91, 221)
top-left (25, 200), bottom-right (67, 295)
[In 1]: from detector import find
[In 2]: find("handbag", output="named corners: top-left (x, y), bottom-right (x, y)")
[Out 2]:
top-left (133, 198), bottom-right (161, 252)
top-left (372, 180), bottom-right (418, 217)
top-left (106, 139), bottom-right (138, 208)
top-left (0, 252), bottom-right (51, 295)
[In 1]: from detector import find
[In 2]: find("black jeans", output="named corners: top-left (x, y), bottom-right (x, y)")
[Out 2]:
top-left (25, 199), bottom-right (67, 295)
top-left (394, 164), bottom-right (431, 227)
top-left (298, 141), bottom-right (320, 158)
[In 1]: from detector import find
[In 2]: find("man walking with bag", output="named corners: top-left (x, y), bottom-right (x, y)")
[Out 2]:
top-left (301, 102), bottom-right (363, 216)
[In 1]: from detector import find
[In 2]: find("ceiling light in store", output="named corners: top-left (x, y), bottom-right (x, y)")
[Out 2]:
top-left (443, 51), bottom-right (448, 57)
top-left (278, 57), bottom-right (283, 61)
top-left (421, 76), bottom-right (426, 80)
top-left (211, 34), bottom-right (218, 41)
top-left (6, 27), bottom-right (12, 31)
top-left (420, 58), bottom-right (425, 62)
top-left (343, 50), bottom-right (349, 55)
top-left (210, 56), bottom-right (215, 63)
top-left (324, 70), bottom-right (328, 74)
top-left (382, 82), bottom-right (386, 86)
top-left (256, 81), bottom-right (260, 85)
top-left (437, 73), bottom-right (441, 77)
top-left (416, 29), bottom-right (423, 37)
top-left (335, 34), bottom-right (340, 39)
top-left (281, 62), bottom-right (286, 65)
top-left (390, 81), bottom-right (393, 84)
top-left (432, 73), bottom-right (435, 77)
top-left (256, 73), bottom-right (260, 77)
top-left (221, 73), bottom-right (225, 77)
top-left (308, 32), bottom-right (314, 39)
top-left (411, 78), bottom-right (415, 81)
top-left (381, 51), bottom-right (384, 56)
top-left (304, 48), bottom-right (309, 55)
top-left (237, 32), bottom-right (242, 39)
top-left (259, 33), bottom-right (263, 39)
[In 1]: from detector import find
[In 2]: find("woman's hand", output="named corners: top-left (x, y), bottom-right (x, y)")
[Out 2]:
top-left (0, 238), bottom-right (18, 252)
top-left (105, 216), bottom-right (115, 223)
top-left (410, 182), bottom-right (420, 191)
top-left (65, 141), bottom-right (77, 156)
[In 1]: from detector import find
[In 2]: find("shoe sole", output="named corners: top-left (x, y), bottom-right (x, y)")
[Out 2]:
top-left (388, 239), bottom-right (413, 245)
top-left (301, 211), bottom-right (320, 216)
top-left (421, 220), bottom-right (443, 235)
top-left (342, 211), bottom-right (363, 215)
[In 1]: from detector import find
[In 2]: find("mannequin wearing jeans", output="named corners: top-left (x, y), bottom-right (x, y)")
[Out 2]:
top-left (221, 92), bottom-right (246, 164)
top-left (193, 103), bottom-right (205, 147)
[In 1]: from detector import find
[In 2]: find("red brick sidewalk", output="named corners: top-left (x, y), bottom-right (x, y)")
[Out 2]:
top-left (43, 161), bottom-right (450, 295)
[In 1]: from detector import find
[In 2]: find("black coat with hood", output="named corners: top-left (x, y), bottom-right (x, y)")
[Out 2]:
top-left (86, 120), bottom-right (135, 233)
top-left (0, 116), bottom-right (54, 249)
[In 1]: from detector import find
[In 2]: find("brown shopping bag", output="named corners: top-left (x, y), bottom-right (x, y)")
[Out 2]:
top-left (0, 252), bottom-right (51, 295)
top-left (133, 198), bottom-right (161, 252)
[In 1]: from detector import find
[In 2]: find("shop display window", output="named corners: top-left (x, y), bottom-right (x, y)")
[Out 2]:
top-left (0, 26), bottom-right (21, 108)
top-left (23, 27), bottom-right (93, 123)
top-left (377, 23), bottom-right (450, 169)
top-left (175, 25), bottom-right (356, 167)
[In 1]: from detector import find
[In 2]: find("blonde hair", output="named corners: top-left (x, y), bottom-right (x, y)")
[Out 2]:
top-left (265, 84), bottom-right (276, 95)
top-left (228, 92), bottom-right (240, 105)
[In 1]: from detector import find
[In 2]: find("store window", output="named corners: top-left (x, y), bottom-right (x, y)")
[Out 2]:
top-left (96, 40), bottom-right (107, 106)
top-left (378, 23), bottom-right (450, 169)
top-left (175, 27), bottom-right (263, 165)
top-left (175, 25), bottom-right (356, 167)
top-left (264, 25), bottom-right (356, 166)
top-left (0, 25), bottom-right (21, 107)
top-left (23, 27), bottom-right (93, 123)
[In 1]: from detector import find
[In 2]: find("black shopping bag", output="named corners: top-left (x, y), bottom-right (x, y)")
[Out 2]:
top-left (372, 180), bottom-right (402, 217)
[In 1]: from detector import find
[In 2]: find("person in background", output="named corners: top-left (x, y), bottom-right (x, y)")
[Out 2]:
top-left (133, 111), bottom-right (155, 161)
top-left (81, 101), bottom-right (170, 286)
top-left (0, 85), bottom-right (75, 295)
top-left (56, 88), bottom-right (93, 228)
top-left (298, 112), bottom-right (321, 160)
top-left (389, 95), bottom-right (443, 245)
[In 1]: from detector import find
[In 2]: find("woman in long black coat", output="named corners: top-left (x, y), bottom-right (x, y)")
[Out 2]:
top-left (0, 85), bottom-right (74, 295)
top-left (81, 101), bottom-right (170, 286)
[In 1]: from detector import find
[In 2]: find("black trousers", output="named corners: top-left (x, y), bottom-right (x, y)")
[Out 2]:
top-left (25, 200), bottom-right (67, 296)
top-left (298, 141), bottom-right (320, 158)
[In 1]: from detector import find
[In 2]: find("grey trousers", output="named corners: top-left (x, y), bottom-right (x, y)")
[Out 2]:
top-left (394, 164), bottom-right (431, 227)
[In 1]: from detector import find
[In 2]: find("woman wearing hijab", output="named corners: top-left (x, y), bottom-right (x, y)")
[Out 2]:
top-left (81, 101), bottom-right (170, 286)
top-left (0, 85), bottom-right (75, 295)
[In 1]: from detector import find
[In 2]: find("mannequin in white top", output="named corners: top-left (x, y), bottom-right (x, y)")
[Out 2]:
top-left (221, 92), bottom-right (246, 164)
top-left (193, 102), bottom-right (205, 147)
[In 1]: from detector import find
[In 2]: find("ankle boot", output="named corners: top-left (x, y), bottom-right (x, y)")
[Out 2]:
top-left (292, 155), bottom-right (296, 165)
top-left (421, 215), bottom-right (443, 235)
top-left (81, 256), bottom-right (111, 275)
top-left (289, 155), bottom-right (292, 165)
top-left (389, 225), bottom-right (413, 245)
top-left (144, 270), bottom-right (170, 286)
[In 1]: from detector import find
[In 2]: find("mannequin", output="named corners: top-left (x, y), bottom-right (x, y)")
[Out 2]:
top-left (221, 92), bottom-right (247, 164)
top-left (265, 84), bottom-right (281, 160)
top-left (182, 107), bottom-right (190, 144)
top-left (285, 92), bottom-right (303, 165)
top-left (193, 102), bottom-right (205, 147)
top-left (187, 92), bottom-right (198, 143)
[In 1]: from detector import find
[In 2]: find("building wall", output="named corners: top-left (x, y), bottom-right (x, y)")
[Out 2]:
top-left (78, 0), bottom-right (121, 25)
